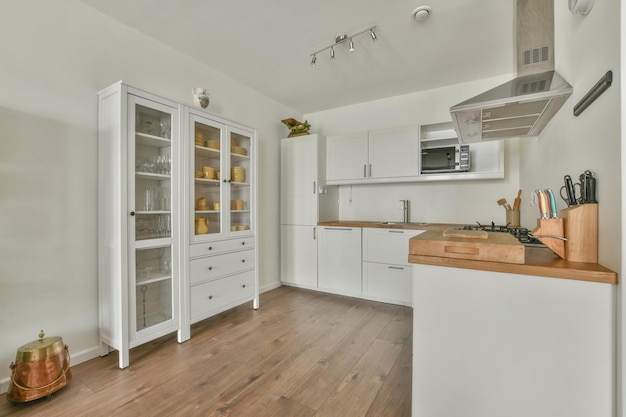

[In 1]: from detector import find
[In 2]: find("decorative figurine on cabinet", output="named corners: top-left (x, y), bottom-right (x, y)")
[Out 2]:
top-left (281, 118), bottom-right (311, 137)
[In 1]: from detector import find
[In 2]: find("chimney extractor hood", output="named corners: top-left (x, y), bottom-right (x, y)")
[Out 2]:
top-left (450, 0), bottom-right (572, 143)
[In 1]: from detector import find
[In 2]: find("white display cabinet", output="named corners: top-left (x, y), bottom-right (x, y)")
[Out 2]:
top-left (189, 110), bottom-right (255, 241)
top-left (180, 107), bottom-right (258, 342)
top-left (98, 82), bottom-right (182, 368)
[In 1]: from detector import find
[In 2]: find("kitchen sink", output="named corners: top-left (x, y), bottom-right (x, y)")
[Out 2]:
top-left (378, 221), bottom-right (429, 226)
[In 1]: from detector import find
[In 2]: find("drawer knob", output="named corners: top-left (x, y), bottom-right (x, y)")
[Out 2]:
top-left (208, 266), bottom-right (213, 271)
top-left (241, 241), bottom-right (246, 246)
top-left (241, 259), bottom-right (246, 263)
top-left (208, 295), bottom-right (213, 300)
top-left (208, 246), bottom-right (213, 251)
top-left (242, 284), bottom-right (246, 288)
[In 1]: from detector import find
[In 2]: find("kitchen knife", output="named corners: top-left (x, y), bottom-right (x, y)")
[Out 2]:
top-left (535, 189), bottom-right (549, 219)
top-left (583, 170), bottom-right (598, 204)
top-left (546, 189), bottom-right (558, 218)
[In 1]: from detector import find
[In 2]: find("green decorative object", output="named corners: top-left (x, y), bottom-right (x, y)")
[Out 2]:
top-left (281, 118), bottom-right (311, 138)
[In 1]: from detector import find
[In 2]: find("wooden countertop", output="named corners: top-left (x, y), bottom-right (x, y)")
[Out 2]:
top-left (317, 220), bottom-right (459, 231)
top-left (318, 220), bottom-right (618, 285)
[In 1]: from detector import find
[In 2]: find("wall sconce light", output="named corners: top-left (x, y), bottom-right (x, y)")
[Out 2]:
top-left (310, 25), bottom-right (377, 66)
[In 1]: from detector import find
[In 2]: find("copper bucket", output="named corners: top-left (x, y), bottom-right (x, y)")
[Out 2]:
top-left (6, 330), bottom-right (71, 402)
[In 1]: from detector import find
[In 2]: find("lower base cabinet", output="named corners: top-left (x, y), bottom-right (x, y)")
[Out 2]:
top-left (188, 238), bottom-right (256, 325)
top-left (280, 225), bottom-right (318, 289)
top-left (190, 270), bottom-right (255, 322)
top-left (317, 227), bottom-right (362, 296)
top-left (362, 261), bottom-right (412, 306)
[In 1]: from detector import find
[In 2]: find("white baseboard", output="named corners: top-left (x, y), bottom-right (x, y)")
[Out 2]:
top-left (260, 281), bottom-right (282, 293)
top-left (0, 346), bottom-right (102, 395)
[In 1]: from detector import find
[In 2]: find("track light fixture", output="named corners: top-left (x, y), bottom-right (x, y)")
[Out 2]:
top-left (310, 25), bottom-right (377, 66)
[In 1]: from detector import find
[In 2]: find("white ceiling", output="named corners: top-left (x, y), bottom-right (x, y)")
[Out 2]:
top-left (81, 0), bottom-right (516, 114)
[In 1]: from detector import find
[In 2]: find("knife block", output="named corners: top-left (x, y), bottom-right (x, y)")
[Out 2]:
top-left (560, 203), bottom-right (598, 263)
top-left (532, 218), bottom-right (565, 259)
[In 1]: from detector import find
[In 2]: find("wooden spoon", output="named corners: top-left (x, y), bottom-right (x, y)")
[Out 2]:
top-left (497, 198), bottom-right (508, 210)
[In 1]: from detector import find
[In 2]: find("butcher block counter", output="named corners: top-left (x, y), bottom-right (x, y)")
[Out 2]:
top-left (318, 221), bottom-right (617, 284)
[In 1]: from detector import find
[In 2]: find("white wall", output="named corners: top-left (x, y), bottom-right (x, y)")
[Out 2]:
top-left (0, 0), bottom-right (293, 389)
top-left (304, 75), bottom-right (523, 225)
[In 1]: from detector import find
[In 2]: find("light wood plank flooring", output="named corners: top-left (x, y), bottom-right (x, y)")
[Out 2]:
top-left (1, 286), bottom-right (412, 416)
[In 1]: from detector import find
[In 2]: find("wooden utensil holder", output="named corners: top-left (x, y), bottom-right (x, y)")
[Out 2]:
top-left (560, 203), bottom-right (598, 263)
top-left (532, 218), bottom-right (565, 259)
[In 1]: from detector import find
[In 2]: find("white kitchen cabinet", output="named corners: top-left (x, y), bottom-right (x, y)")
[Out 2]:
top-left (361, 228), bottom-right (424, 306)
top-left (280, 134), bottom-right (337, 288)
top-left (325, 132), bottom-right (369, 182)
top-left (326, 126), bottom-right (419, 184)
top-left (317, 227), bottom-right (362, 296)
top-left (180, 107), bottom-right (258, 341)
top-left (281, 225), bottom-right (318, 288)
top-left (188, 237), bottom-right (255, 324)
top-left (98, 82), bottom-right (258, 365)
top-left (98, 82), bottom-right (182, 368)
top-left (412, 264), bottom-right (614, 417)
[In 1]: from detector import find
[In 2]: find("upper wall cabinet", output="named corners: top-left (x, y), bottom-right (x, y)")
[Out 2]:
top-left (326, 125), bottom-right (419, 185)
top-left (419, 122), bottom-right (504, 182)
top-left (326, 122), bottom-right (503, 185)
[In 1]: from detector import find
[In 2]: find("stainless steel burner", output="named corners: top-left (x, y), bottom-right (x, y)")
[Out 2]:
top-left (463, 222), bottom-right (545, 247)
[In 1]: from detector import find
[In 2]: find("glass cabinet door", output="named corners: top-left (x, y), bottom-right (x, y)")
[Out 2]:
top-left (129, 96), bottom-right (178, 337)
top-left (228, 127), bottom-right (253, 234)
top-left (192, 116), bottom-right (225, 239)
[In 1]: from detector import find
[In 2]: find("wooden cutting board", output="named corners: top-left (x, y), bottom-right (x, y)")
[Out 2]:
top-left (409, 229), bottom-right (525, 264)
top-left (442, 228), bottom-right (489, 239)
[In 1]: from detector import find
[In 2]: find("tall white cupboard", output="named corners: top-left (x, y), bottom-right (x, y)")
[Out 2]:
top-left (98, 82), bottom-right (258, 368)
top-left (280, 134), bottom-right (337, 289)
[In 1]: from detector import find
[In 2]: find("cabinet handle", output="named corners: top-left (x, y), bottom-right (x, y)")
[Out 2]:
top-left (363, 164), bottom-right (367, 178)
top-left (130, 211), bottom-right (135, 216)
top-left (313, 181), bottom-right (316, 194)
top-left (324, 227), bottom-right (352, 231)
top-left (388, 230), bottom-right (404, 234)
top-left (368, 164), bottom-right (372, 177)
top-left (313, 227), bottom-right (316, 240)
top-left (388, 266), bottom-right (405, 270)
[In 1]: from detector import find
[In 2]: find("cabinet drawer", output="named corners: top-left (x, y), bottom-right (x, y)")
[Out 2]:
top-left (190, 237), bottom-right (254, 258)
top-left (190, 271), bottom-right (255, 321)
top-left (362, 261), bottom-right (412, 305)
top-left (362, 228), bottom-right (424, 265)
top-left (190, 249), bottom-right (255, 284)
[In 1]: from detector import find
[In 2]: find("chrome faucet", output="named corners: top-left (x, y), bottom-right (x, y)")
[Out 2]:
top-left (400, 200), bottom-right (410, 223)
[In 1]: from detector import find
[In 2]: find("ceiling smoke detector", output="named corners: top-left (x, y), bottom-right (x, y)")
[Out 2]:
top-left (412, 6), bottom-right (432, 22)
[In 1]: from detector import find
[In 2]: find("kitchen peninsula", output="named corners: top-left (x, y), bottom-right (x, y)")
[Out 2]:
top-left (408, 229), bottom-right (618, 417)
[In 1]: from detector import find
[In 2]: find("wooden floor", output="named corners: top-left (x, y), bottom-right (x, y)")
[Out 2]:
top-left (0, 286), bottom-right (412, 416)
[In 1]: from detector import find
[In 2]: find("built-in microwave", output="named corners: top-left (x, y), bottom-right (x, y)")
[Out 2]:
top-left (421, 145), bottom-right (470, 174)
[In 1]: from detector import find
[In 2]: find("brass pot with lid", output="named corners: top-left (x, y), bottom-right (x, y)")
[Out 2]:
top-left (6, 330), bottom-right (71, 402)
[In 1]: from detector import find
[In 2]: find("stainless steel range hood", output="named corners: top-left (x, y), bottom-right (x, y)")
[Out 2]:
top-left (450, 0), bottom-right (572, 143)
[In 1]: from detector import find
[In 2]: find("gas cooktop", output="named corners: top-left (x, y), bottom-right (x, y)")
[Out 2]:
top-left (462, 222), bottom-right (546, 248)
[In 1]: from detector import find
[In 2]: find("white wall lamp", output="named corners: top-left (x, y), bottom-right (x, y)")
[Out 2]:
top-left (568, 0), bottom-right (595, 15)
top-left (310, 26), bottom-right (377, 66)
